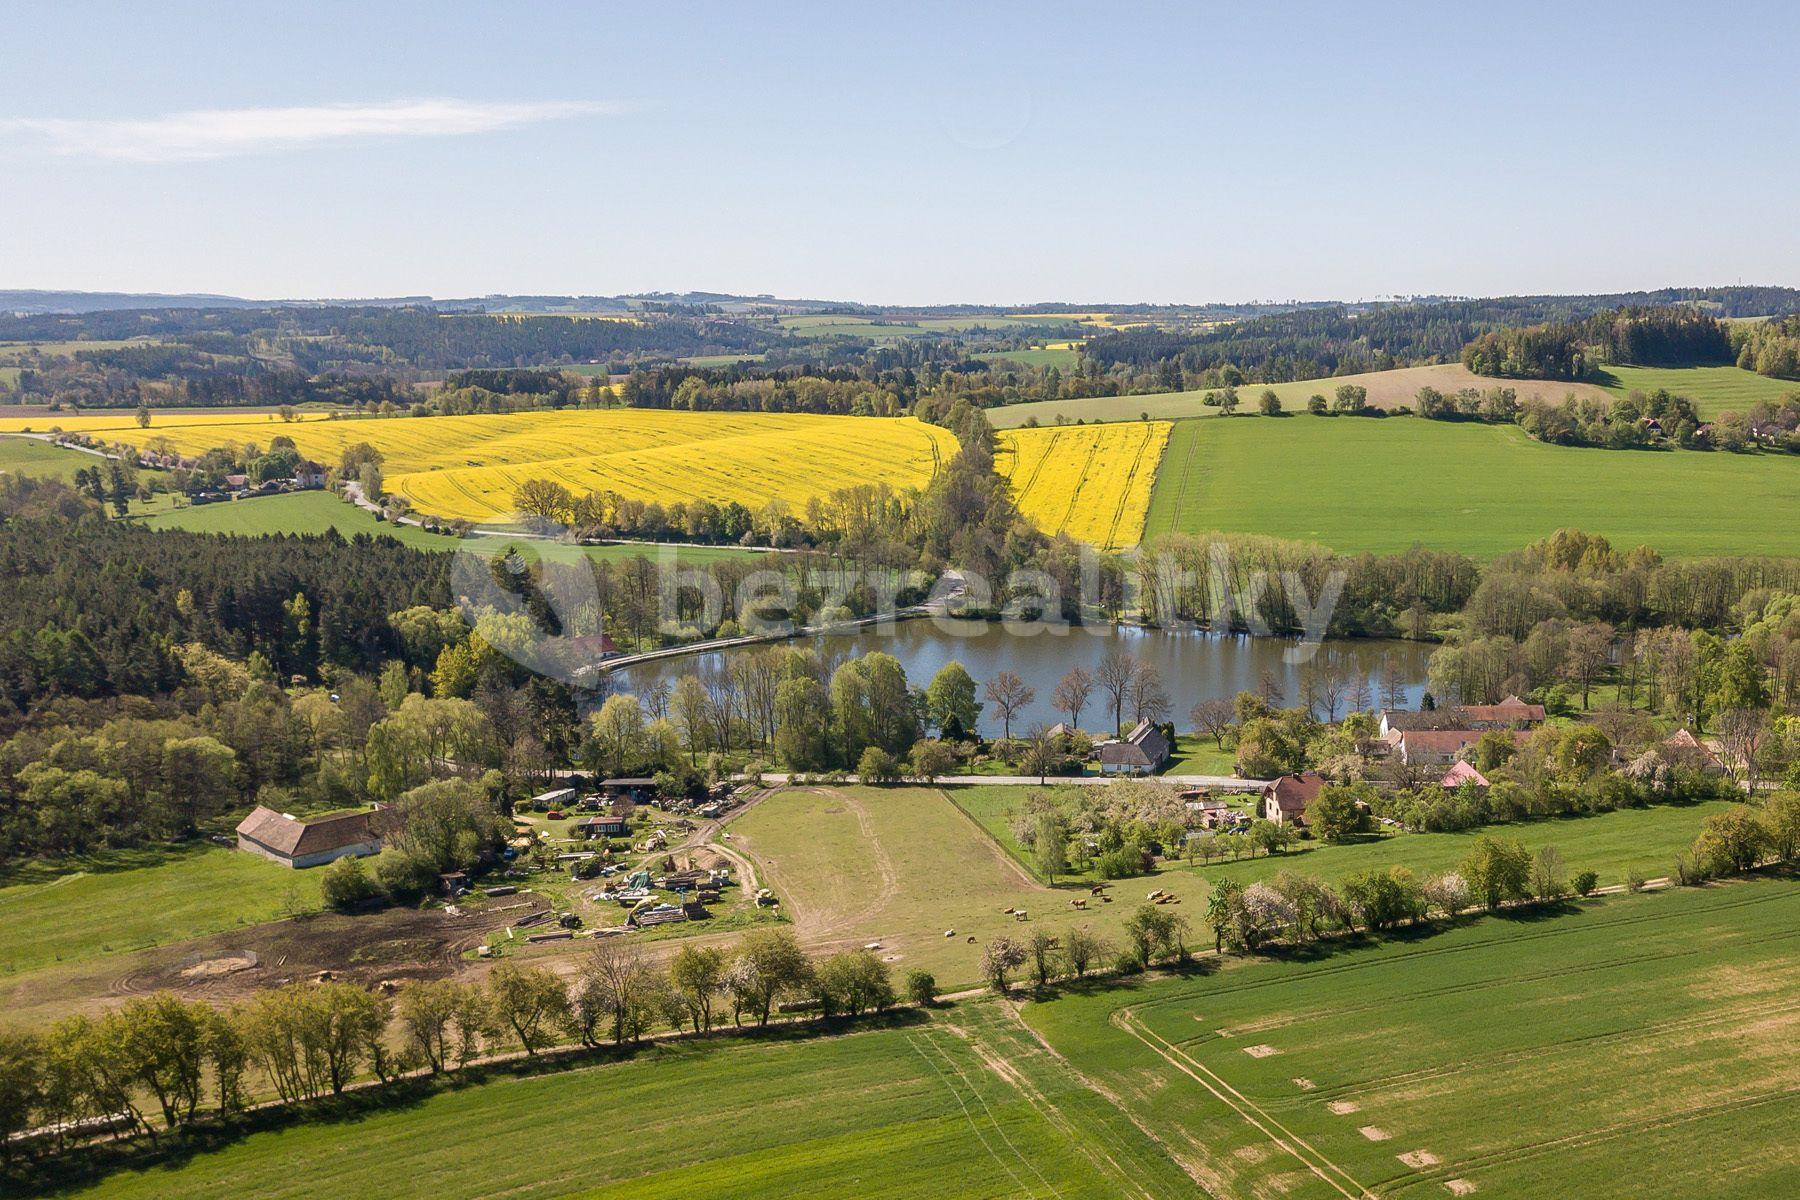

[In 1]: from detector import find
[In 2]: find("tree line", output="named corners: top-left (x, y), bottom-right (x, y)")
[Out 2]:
top-left (0, 927), bottom-right (918, 1161)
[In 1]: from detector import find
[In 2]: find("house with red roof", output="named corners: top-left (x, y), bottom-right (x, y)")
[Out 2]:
top-left (1259, 771), bottom-right (1327, 826)
top-left (1439, 760), bottom-right (1490, 789)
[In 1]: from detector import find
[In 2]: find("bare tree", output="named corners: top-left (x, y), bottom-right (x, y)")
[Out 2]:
top-left (1378, 658), bottom-right (1407, 710)
top-left (1129, 662), bottom-right (1170, 725)
top-left (1716, 708), bottom-right (1770, 791)
top-left (1020, 725), bottom-right (1059, 785)
top-left (1190, 697), bottom-right (1235, 749)
top-left (1316, 661), bottom-right (1349, 722)
top-left (1257, 667), bottom-right (1285, 707)
top-left (1561, 622), bottom-right (1614, 709)
top-left (1052, 665), bottom-right (1096, 730)
top-left (1096, 649), bottom-right (1138, 735)
top-left (984, 670), bottom-right (1036, 741)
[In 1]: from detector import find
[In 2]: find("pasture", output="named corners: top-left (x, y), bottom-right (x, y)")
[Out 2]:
top-left (973, 345), bottom-right (1081, 370)
top-left (0, 338), bottom-right (157, 362)
top-left (1143, 414), bottom-right (1800, 558)
top-left (1593, 363), bottom-right (1798, 418)
top-left (142, 490), bottom-right (461, 550)
top-left (0, 434), bottom-right (108, 481)
top-left (0, 845), bottom-right (321, 982)
top-left (985, 363), bottom-right (1616, 429)
top-left (141, 490), bottom-right (762, 564)
top-left (1025, 876), bottom-right (1800, 1199)
top-left (996, 420), bottom-right (1169, 550)
top-left (951, 785), bottom-right (1727, 890)
top-left (48, 1001), bottom-right (1191, 1200)
top-left (726, 786), bottom-right (1208, 990)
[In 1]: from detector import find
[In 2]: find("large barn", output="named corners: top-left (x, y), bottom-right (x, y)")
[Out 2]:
top-left (235, 806), bottom-right (383, 869)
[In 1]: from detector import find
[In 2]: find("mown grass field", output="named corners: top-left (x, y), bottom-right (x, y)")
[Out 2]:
top-left (141, 490), bottom-right (460, 549)
top-left (996, 420), bottom-right (1169, 550)
top-left (50, 1000), bottom-right (1192, 1200)
top-left (0, 434), bottom-right (108, 481)
top-left (140, 490), bottom-right (763, 564)
top-left (1593, 363), bottom-right (1798, 418)
top-left (0, 338), bottom-right (157, 362)
top-left (1143, 414), bottom-right (1800, 558)
top-left (0, 845), bottom-right (321, 980)
top-left (727, 786), bottom-right (1209, 990)
top-left (973, 345), bottom-right (1081, 370)
top-left (985, 363), bottom-right (1615, 429)
top-left (1024, 876), bottom-right (1800, 1199)
top-left (950, 785), bottom-right (1727, 890)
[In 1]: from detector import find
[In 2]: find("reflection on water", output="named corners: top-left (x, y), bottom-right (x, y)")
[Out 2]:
top-left (617, 619), bottom-right (1432, 737)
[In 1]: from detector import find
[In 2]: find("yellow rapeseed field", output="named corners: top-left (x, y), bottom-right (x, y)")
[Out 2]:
top-left (994, 421), bottom-right (1170, 550)
top-left (0, 409), bottom-right (959, 523)
top-left (0, 408), bottom-right (1171, 547)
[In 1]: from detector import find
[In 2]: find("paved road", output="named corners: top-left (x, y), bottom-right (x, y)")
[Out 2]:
top-left (754, 772), bottom-right (1269, 791)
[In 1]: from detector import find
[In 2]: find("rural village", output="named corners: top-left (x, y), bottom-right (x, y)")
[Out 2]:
top-left (2, 5), bottom-right (1799, 1198)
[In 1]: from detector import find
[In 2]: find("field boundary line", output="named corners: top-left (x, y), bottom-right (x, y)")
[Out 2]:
top-left (1150, 419), bottom-right (1201, 539)
top-left (1101, 422), bottom-right (1155, 550)
top-left (1055, 434), bottom-right (1103, 536)
top-left (1007, 1005), bottom-right (1224, 1198)
top-left (918, 1027), bottom-right (1066, 1199)
top-left (1116, 1007), bottom-right (1379, 1200)
top-left (1008, 429), bottom-right (1059, 509)
top-left (907, 1032), bottom-right (1044, 1199)
top-left (949, 1014), bottom-right (1163, 1200)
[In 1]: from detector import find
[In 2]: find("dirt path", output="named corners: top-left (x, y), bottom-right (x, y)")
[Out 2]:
top-left (1113, 1006), bottom-right (1379, 1200)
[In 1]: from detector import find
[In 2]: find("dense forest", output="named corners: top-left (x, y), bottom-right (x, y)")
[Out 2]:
top-left (7, 290), bottom-right (1797, 415)
top-left (1085, 289), bottom-right (1800, 384)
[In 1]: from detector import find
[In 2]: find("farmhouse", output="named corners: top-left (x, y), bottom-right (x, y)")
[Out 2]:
top-left (1260, 771), bottom-right (1327, 826)
top-left (235, 805), bottom-right (382, 869)
top-left (1440, 760), bottom-right (1491, 789)
top-left (1660, 728), bottom-right (1725, 774)
top-left (574, 814), bottom-right (629, 840)
top-left (1098, 720), bottom-right (1170, 775)
top-left (1389, 728), bottom-right (1484, 766)
top-left (1378, 696), bottom-right (1545, 737)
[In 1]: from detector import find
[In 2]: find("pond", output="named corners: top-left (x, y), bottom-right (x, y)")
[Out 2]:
top-left (616, 618), bottom-right (1434, 738)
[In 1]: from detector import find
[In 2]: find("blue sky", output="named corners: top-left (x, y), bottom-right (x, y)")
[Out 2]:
top-left (3, 1), bottom-right (1797, 304)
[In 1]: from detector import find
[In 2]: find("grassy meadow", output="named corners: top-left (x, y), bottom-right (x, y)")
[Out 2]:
top-left (1593, 363), bottom-right (1798, 418)
top-left (1024, 876), bottom-right (1800, 1199)
top-left (0, 845), bottom-right (321, 980)
top-left (0, 434), bottom-right (110, 481)
top-left (727, 785), bottom-right (1209, 990)
top-left (985, 363), bottom-right (1616, 429)
top-left (973, 345), bottom-right (1081, 370)
top-left (49, 1000), bottom-right (1192, 1200)
top-left (1143, 414), bottom-right (1800, 558)
top-left (949, 785), bottom-right (1726, 890)
top-left (140, 490), bottom-right (763, 564)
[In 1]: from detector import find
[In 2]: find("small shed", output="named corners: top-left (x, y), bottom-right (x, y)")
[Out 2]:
top-left (529, 786), bottom-right (578, 810)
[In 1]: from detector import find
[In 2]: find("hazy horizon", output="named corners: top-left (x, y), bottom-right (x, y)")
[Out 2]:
top-left (5, 1), bottom-right (1798, 304)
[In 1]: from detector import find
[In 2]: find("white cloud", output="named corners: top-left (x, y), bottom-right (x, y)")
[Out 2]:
top-left (0, 97), bottom-right (617, 163)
